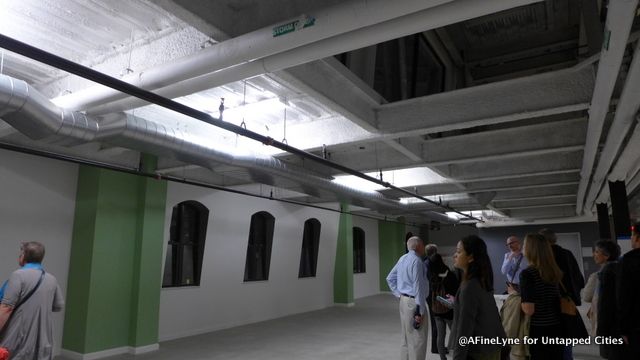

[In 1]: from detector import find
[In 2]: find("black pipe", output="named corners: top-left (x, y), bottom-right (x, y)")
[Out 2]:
top-left (0, 33), bottom-right (482, 222)
top-left (0, 142), bottom-right (423, 226)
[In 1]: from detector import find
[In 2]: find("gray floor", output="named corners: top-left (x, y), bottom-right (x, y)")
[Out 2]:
top-left (57, 294), bottom-right (603, 360)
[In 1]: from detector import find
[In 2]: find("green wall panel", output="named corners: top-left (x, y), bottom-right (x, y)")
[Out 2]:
top-left (378, 219), bottom-right (406, 292)
top-left (63, 166), bottom-right (100, 352)
top-left (63, 159), bottom-right (167, 354)
top-left (130, 170), bottom-right (167, 346)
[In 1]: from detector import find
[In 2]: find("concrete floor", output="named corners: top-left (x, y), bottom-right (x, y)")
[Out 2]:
top-left (57, 294), bottom-right (603, 360)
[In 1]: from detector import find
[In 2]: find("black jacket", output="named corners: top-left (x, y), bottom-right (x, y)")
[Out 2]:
top-left (551, 244), bottom-right (585, 305)
top-left (429, 269), bottom-right (460, 319)
top-left (597, 261), bottom-right (620, 337)
top-left (618, 248), bottom-right (640, 335)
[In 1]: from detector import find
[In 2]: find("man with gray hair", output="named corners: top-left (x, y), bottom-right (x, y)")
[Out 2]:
top-left (387, 236), bottom-right (429, 360)
top-left (0, 242), bottom-right (64, 360)
top-left (425, 244), bottom-right (438, 257)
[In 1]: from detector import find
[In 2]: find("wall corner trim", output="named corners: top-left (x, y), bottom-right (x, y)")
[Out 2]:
top-left (61, 344), bottom-right (159, 360)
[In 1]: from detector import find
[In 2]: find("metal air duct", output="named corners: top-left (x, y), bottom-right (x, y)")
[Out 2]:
top-left (0, 74), bottom-right (456, 224)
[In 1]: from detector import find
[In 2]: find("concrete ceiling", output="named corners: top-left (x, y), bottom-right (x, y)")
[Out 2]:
top-left (1, 0), bottom-right (640, 226)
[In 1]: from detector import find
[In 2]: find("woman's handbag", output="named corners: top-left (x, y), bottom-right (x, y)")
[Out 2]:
top-left (559, 283), bottom-right (588, 338)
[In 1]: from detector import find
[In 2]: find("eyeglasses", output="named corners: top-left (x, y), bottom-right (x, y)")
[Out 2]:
top-left (506, 242), bottom-right (518, 247)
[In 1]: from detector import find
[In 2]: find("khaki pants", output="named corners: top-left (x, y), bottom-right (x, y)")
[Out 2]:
top-left (399, 295), bottom-right (428, 360)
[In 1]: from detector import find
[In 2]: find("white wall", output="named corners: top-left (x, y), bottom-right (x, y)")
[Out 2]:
top-left (0, 149), bottom-right (77, 355)
top-left (352, 216), bottom-right (380, 299)
top-left (159, 182), bottom-right (341, 341)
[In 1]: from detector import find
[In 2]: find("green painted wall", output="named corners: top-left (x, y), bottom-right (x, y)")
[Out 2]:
top-left (130, 155), bottom-right (167, 347)
top-left (333, 203), bottom-right (353, 304)
top-left (378, 219), bottom-right (406, 292)
top-left (63, 159), bottom-right (167, 354)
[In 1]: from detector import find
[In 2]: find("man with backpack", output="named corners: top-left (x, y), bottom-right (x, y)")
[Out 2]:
top-left (428, 253), bottom-right (459, 360)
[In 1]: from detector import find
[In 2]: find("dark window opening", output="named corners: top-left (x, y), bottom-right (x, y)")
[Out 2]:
top-left (299, 218), bottom-right (321, 278)
top-left (353, 227), bottom-right (366, 273)
top-left (162, 201), bottom-right (209, 287)
top-left (244, 211), bottom-right (275, 281)
top-left (405, 231), bottom-right (414, 253)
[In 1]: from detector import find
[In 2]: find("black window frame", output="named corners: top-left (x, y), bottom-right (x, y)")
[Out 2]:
top-left (353, 227), bottom-right (366, 274)
top-left (299, 218), bottom-right (321, 278)
top-left (244, 211), bottom-right (275, 282)
top-left (162, 200), bottom-right (209, 288)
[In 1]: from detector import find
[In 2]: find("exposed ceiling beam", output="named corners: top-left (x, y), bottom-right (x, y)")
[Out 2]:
top-left (575, 0), bottom-right (638, 214)
top-left (453, 169), bottom-right (581, 183)
top-left (436, 151), bottom-right (583, 181)
top-left (382, 139), bottom-right (423, 162)
top-left (467, 40), bottom-right (579, 68)
top-left (82, 0), bottom-right (543, 115)
top-left (584, 39), bottom-right (640, 212)
top-left (376, 66), bottom-right (593, 135)
top-left (424, 145), bottom-right (584, 167)
top-left (508, 205), bottom-right (578, 220)
top-left (495, 202), bottom-right (577, 210)
top-left (494, 184), bottom-right (578, 201)
top-left (471, 60), bottom-right (580, 86)
top-left (381, 181), bottom-right (580, 198)
top-left (421, 117), bottom-right (586, 165)
top-left (493, 194), bottom-right (577, 203)
top-left (275, 58), bottom-right (381, 131)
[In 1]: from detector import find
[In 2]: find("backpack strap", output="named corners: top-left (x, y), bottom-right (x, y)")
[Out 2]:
top-left (13, 270), bottom-right (45, 312)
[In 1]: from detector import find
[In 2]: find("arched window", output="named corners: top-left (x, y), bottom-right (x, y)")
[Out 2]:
top-left (299, 218), bottom-right (321, 278)
top-left (353, 227), bottom-right (366, 273)
top-left (162, 200), bottom-right (209, 287)
top-left (244, 211), bottom-right (275, 281)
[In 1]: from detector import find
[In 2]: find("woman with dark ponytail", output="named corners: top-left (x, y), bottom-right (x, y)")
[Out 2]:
top-left (450, 235), bottom-right (505, 360)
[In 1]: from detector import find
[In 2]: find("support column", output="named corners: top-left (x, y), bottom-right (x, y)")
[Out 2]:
top-left (596, 202), bottom-right (611, 240)
top-left (333, 203), bottom-right (353, 305)
top-left (378, 218), bottom-right (406, 292)
top-left (130, 154), bottom-right (167, 349)
top-left (62, 156), bottom-right (167, 357)
top-left (609, 180), bottom-right (631, 239)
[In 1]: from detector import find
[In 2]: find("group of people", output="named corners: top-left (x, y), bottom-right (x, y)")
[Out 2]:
top-left (386, 223), bottom-right (640, 360)
top-left (580, 223), bottom-right (640, 360)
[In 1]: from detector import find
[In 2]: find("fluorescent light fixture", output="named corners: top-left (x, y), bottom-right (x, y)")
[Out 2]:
top-left (333, 166), bottom-right (452, 194)
top-left (446, 210), bottom-right (505, 221)
top-left (399, 193), bottom-right (471, 205)
top-left (332, 175), bottom-right (384, 194)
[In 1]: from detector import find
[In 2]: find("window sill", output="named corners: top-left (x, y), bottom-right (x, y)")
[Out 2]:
top-left (161, 285), bottom-right (201, 290)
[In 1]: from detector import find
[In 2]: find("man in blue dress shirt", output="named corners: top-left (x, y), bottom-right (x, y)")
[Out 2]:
top-left (501, 235), bottom-right (527, 293)
top-left (387, 236), bottom-right (429, 360)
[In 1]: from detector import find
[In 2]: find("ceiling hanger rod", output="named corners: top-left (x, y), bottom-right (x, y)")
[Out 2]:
top-left (0, 34), bottom-right (482, 222)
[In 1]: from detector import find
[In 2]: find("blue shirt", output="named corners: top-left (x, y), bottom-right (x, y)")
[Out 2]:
top-left (501, 253), bottom-right (527, 284)
top-left (0, 263), bottom-right (43, 300)
top-left (386, 250), bottom-right (429, 315)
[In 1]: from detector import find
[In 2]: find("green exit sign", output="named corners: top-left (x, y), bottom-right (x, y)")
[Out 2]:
top-left (273, 16), bottom-right (315, 37)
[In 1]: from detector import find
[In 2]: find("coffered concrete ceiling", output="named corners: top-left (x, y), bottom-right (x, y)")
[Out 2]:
top-left (1, 0), bottom-right (639, 226)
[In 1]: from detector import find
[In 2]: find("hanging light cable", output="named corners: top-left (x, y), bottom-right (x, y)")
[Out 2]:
top-left (282, 99), bottom-right (288, 145)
